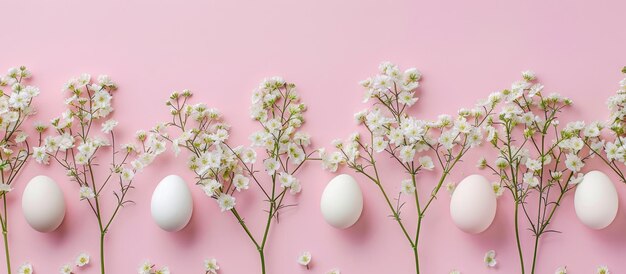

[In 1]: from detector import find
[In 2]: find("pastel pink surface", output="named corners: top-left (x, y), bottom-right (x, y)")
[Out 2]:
top-left (1, 1), bottom-right (626, 273)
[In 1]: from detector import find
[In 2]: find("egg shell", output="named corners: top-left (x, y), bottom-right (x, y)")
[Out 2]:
top-left (450, 174), bottom-right (496, 234)
top-left (574, 170), bottom-right (618, 230)
top-left (151, 175), bottom-right (193, 232)
top-left (21, 175), bottom-right (66, 232)
top-left (320, 174), bottom-right (363, 229)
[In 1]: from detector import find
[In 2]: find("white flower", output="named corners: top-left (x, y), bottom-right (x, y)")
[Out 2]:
top-left (233, 174), bottom-right (250, 191)
top-left (79, 186), bottom-right (95, 200)
top-left (401, 179), bottom-right (416, 195)
top-left (59, 264), bottom-right (72, 274)
top-left (217, 194), bottom-right (236, 212)
top-left (297, 251), bottom-right (312, 267)
top-left (565, 153), bottom-right (583, 172)
top-left (241, 148), bottom-right (257, 163)
top-left (522, 70), bottom-right (536, 81)
top-left (555, 266), bottom-right (567, 274)
top-left (18, 263), bottom-right (33, 274)
top-left (418, 156), bottom-right (434, 170)
top-left (597, 265), bottom-right (610, 274)
top-left (450, 270), bottom-right (461, 274)
top-left (204, 258), bottom-right (220, 274)
top-left (33, 146), bottom-right (49, 164)
top-left (202, 179), bottom-right (222, 197)
top-left (154, 267), bottom-right (170, 274)
top-left (264, 158), bottom-right (280, 175)
top-left (523, 172), bottom-right (539, 187)
top-left (121, 168), bottom-right (135, 181)
top-left (326, 269), bottom-right (341, 274)
top-left (278, 172), bottom-right (297, 188)
top-left (372, 136), bottom-right (388, 153)
top-left (101, 119), bottom-right (118, 133)
top-left (484, 250), bottom-right (497, 267)
top-left (445, 182), bottom-right (456, 194)
top-left (76, 252), bottom-right (90, 266)
top-left (289, 180), bottom-right (302, 195)
top-left (0, 183), bottom-right (12, 193)
top-left (15, 132), bottom-right (28, 143)
top-left (569, 173), bottom-right (584, 185)
top-left (492, 182), bottom-right (504, 197)
top-left (399, 145), bottom-right (415, 163)
top-left (138, 261), bottom-right (153, 274)
top-left (525, 158), bottom-right (541, 171)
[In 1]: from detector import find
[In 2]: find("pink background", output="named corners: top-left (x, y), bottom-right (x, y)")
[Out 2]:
top-left (2, 0), bottom-right (626, 273)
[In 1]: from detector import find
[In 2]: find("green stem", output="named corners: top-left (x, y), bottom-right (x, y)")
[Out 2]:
top-left (530, 233), bottom-right (539, 274)
top-left (100, 232), bottom-right (105, 274)
top-left (413, 216), bottom-right (423, 274)
top-left (2, 196), bottom-right (9, 274)
top-left (514, 202), bottom-right (525, 274)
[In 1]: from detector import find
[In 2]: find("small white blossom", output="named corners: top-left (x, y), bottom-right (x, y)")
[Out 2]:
top-left (59, 264), bottom-right (72, 274)
top-left (101, 119), bottom-right (118, 133)
top-left (138, 261), bottom-right (153, 274)
top-left (418, 156), bottom-right (434, 170)
top-left (492, 182), bottom-right (504, 197)
top-left (233, 174), bottom-right (250, 191)
top-left (0, 183), bottom-right (12, 193)
top-left (264, 158), bottom-right (280, 175)
top-left (297, 251), bottom-right (312, 268)
top-left (445, 182), bottom-right (456, 195)
top-left (76, 252), bottom-right (90, 267)
top-left (217, 194), bottom-right (235, 212)
top-left (154, 267), bottom-right (170, 274)
top-left (18, 263), bottom-right (33, 274)
top-left (555, 266), bottom-right (567, 274)
top-left (523, 172), bottom-right (539, 187)
top-left (484, 250), bottom-right (497, 267)
top-left (597, 266), bottom-right (610, 274)
top-left (565, 153), bottom-right (583, 172)
top-left (401, 179), bottom-right (416, 195)
top-left (326, 269), bottom-right (341, 274)
top-left (204, 258), bottom-right (220, 274)
top-left (79, 186), bottom-right (95, 200)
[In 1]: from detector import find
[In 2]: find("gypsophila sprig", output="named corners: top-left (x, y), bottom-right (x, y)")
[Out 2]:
top-left (35, 74), bottom-right (165, 274)
top-left (482, 71), bottom-right (593, 274)
top-left (0, 66), bottom-right (40, 274)
top-left (578, 67), bottom-right (626, 183)
top-left (156, 78), bottom-right (318, 274)
top-left (320, 62), bottom-right (497, 274)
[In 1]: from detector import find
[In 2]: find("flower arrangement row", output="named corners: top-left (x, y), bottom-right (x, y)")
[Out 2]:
top-left (0, 63), bottom-right (623, 274)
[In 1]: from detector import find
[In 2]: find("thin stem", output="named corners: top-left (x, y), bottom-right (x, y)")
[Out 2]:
top-left (2, 196), bottom-right (9, 274)
top-left (514, 202), bottom-right (525, 274)
top-left (100, 232), bottom-right (105, 274)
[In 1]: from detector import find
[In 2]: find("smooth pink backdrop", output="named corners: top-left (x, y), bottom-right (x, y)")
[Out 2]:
top-left (1, 1), bottom-right (626, 273)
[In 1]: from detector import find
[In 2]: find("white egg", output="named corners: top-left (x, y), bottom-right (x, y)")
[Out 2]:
top-left (21, 175), bottom-right (66, 232)
top-left (574, 170), bottom-right (618, 230)
top-left (450, 174), bottom-right (497, 234)
top-left (320, 174), bottom-right (363, 229)
top-left (151, 175), bottom-right (193, 232)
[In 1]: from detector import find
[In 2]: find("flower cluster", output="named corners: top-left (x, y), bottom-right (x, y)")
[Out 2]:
top-left (578, 68), bottom-right (626, 182)
top-left (157, 77), bottom-right (316, 274)
top-left (0, 66), bottom-right (41, 274)
top-left (138, 261), bottom-right (169, 274)
top-left (321, 62), bottom-right (497, 274)
top-left (34, 74), bottom-right (165, 274)
top-left (36, 74), bottom-right (164, 201)
top-left (481, 71), bottom-right (594, 274)
top-left (59, 252), bottom-right (90, 274)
